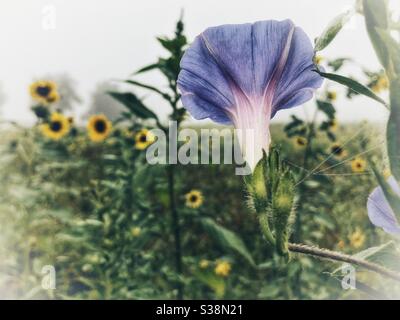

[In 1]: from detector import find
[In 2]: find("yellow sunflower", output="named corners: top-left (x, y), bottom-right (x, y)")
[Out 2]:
top-left (135, 129), bottom-right (156, 150)
top-left (185, 190), bottom-right (203, 209)
top-left (30, 80), bottom-right (59, 105)
top-left (351, 157), bottom-right (367, 173)
top-left (294, 136), bottom-right (307, 147)
top-left (87, 114), bottom-right (112, 142)
top-left (214, 260), bottom-right (231, 277)
top-left (330, 143), bottom-right (347, 158)
top-left (40, 112), bottom-right (70, 140)
top-left (46, 90), bottom-right (60, 104)
top-left (349, 229), bottom-right (366, 249)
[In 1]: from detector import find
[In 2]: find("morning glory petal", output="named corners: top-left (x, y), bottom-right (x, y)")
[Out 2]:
top-left (367, 176), bottom-right (400, 235)
top-left (272, 26), bottom-right (323, 114)
top-left (177, 19), bottom-right (323, 170)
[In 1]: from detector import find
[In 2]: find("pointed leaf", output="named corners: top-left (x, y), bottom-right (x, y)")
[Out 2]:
top-left (316, 100), bottom-right (336, 119)
top-left (316, 70), bottom-right (388, 107)
top-left (124, 80), bottom-right (172, 101)
top-left (107, 92), bottom-right (158, 120)
top-left (201, 218), bottom-right (256, 266)
top-left (133, 63), bottom-right (161, 75)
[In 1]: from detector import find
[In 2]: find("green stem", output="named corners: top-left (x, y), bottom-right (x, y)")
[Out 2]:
top-left (167, 164), bottom-right (183, 299)
top-left (167, 83), bottom-right (184, 299)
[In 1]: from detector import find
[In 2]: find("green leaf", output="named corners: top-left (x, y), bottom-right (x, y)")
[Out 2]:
top-left (328, 58), bottom-right (351, 72)
top-left (134, 63), bottom-right (161, 75)
top-left (387, 78), bottom-right (400, 181)
top-left (201, 218), bottom-right (256, 266)
top-left (316, 70), bottom-right (388, 107)
top-left (124, 80), bottom-right (172, 101)
top-left (363, 0), bottom-right (390, 69)
top-left (107, 92), bottom-right (159, 120)
top-left (157, 35), bottom-right (187, 54)
top-left (314, 9), bottom-right (354, 51)
top-left (316, 100), bottom-right (336, 119)
top-left (257, 285), bottom-right (281, 299)
top-left (284, 115), bottom-right (304, 133)
top-left (327, 131), bottom-right (336, 142)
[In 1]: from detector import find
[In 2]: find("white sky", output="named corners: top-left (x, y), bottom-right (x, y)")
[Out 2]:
top-left (0, 0), bottom-right (398, 125)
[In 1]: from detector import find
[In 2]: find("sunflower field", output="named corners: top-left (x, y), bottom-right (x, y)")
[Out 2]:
top-left (1, 0), bottom-right (400, 301)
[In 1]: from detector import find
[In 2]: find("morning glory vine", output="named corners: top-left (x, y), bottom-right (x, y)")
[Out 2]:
top-left (177, 0), bottom-right (400, 285)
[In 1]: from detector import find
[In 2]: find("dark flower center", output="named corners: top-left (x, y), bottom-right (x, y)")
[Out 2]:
top-left (50, 121), bottom-right (62, 132)
top-left (36, 86), bottom-right (51, 97)
top-left (94, 120), bottom-right (107, 133)
top-left (190, 195), bottom-right (198, 202)
top-left (331, 145), bottom-right (343, 155)
top-left (297, 138), bottom-right (305, 145)
top-left (356, 163), bottom-right (362, 168)
top-left (139, 133), bottom-right (147, 143)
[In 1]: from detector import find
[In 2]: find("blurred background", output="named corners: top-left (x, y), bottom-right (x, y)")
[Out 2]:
top-left (0, 0), bottom-right (398, 124)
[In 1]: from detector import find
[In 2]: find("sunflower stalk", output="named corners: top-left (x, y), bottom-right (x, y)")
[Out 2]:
top-left (109, 16), bottom-right (188, 299)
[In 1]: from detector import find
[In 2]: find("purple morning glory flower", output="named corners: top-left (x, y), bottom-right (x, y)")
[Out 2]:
top-left (367, 176), bottom-right (400, 235)
top-left (177, 19), bottom-right (323, 170)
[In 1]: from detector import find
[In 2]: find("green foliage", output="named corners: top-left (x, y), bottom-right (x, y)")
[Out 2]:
top-left (200, 218), bottom-right (255, 266)
top-left (316, 70), bottom-right (388, 107)
top-left (107, 92), bottom-right (159, 120)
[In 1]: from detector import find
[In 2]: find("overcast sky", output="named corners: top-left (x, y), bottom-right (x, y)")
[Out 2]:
top-left (0, 0), bottom-right (398, 125)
